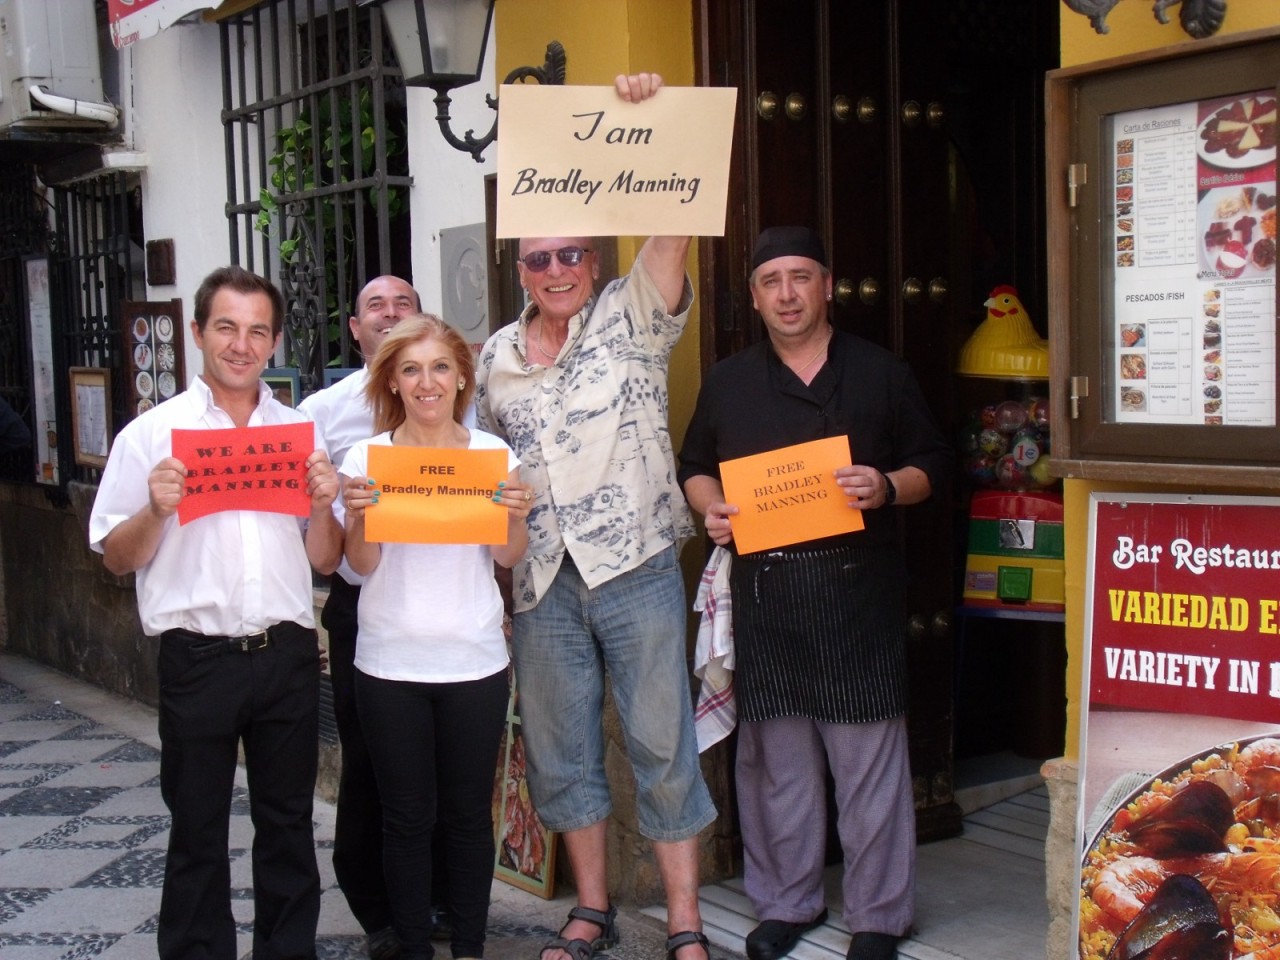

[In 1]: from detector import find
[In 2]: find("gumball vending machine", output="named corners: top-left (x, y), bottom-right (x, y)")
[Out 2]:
top-left (954, 286), bottom-right (1066, 760)
top-left (955, 288), bottom-right (1064, 613)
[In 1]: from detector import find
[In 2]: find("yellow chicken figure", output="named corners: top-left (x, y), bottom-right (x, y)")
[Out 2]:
top-left (957, 284), bottom-right (1049, 379)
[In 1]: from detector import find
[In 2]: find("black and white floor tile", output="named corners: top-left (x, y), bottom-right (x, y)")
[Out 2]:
top-left (0, 661), bottom-right (708, 960)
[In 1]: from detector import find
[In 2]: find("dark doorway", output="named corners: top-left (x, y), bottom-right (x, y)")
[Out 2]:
top-left (697, 0), bottom-right (1061, 842)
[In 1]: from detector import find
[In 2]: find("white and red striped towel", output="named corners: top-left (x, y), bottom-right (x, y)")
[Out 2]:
top-left (692, 546), bottom-right (735, 752)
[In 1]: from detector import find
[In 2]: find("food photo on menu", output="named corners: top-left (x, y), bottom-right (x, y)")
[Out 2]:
top-left (1197, 91), bottom-right (1276, 281)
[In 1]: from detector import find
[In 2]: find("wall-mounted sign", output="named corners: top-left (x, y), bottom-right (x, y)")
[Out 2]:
top-left (25, 257), bottom-right (57, 485)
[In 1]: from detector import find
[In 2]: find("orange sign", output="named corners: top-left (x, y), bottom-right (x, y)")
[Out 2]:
top-left (719, 436), bottom-right (864, 554)
top-left (365, 445), bottom-right (509, 545)
top-left (173, 422), bottom-right (314, 525)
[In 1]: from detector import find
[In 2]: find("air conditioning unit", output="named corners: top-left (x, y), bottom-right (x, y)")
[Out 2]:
top-left (0, 0), bottom-right (118, 131)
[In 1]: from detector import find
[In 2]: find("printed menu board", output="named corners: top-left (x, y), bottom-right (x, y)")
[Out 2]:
top-left (1108, 90), bottom-right (1276, 427)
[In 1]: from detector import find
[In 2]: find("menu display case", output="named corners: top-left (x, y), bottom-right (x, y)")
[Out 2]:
top-left (1048, 28), bottom-right (1280, 486)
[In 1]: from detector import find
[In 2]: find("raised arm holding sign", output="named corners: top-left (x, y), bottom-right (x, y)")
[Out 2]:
top-left (476, 72), bottom-right (718, 960)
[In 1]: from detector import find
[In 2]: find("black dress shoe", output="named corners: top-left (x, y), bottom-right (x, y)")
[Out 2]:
top-left (845, 932), bottom-right (899, 960)
top-left (429, 903), bottom-right (453, 941)
top-left (745, 909), bottom-right (829, 960)
top-left (367, 925), bottom-right (402, 960)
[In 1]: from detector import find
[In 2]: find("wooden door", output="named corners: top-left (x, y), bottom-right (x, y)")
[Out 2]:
top-left (698, 0), bottom-right (1057, 842)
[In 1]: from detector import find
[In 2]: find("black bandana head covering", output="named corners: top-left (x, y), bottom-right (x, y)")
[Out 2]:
top-left (751, 226), bottom-right (828, 271)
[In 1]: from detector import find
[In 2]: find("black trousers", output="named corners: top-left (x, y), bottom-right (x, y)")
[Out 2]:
top-left (156, 622), bottom-right (321, 960)
top-left (322, 575), bottom-right (394, 935)
top-left (356, 667), bottom-right (508, 960)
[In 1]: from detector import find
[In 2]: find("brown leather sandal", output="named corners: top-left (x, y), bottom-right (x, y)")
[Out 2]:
top-left (540, 904), bottom-right (620, 960)
top-left (666, 930), bottom-right (711, 960)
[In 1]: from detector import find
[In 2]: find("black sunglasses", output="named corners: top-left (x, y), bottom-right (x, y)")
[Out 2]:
top-left (519, 246), bottom-right (592, 272)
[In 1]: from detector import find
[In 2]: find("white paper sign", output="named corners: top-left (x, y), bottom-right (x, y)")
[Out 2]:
top-left (496, 84), bottom-right (737, 239)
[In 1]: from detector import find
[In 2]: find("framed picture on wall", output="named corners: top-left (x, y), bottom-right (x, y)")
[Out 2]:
top-left (323, 367), bottom-right (362, 387)
top-left (69, 367), bottom-right (111, 468)
top-left (492, 687), bottom-right (556, 898)
top-left (264, 368), bottom-right (301, 408)
top-left (122, 299), bottom-right (185, 423)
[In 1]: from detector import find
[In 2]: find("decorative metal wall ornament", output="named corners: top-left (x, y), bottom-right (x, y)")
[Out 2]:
top-left (1156, 0), bottom-right (1228, 39)
top-left (431, 40), bottom-right (567, 163)
top-left (1063, 0), bottom-right (1228, 38)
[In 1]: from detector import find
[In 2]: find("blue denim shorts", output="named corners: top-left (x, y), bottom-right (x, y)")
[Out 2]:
top-left (511, 546), bottom-right (717, 841)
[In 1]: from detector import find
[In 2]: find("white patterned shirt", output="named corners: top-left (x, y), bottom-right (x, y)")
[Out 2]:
top-left (475, 257), bottom-right (695, 611)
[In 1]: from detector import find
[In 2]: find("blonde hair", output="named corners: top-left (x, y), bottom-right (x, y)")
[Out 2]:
top-left (364, 314), bottom-right (476, 434)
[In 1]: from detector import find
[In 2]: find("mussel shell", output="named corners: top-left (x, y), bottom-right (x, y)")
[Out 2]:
top-left (1126, 818), bottom-right (1226, 857)
top-left (1107, 874), bottom-right (1231, 960)
top-left (1126, 781), bottom-right (1233, 857)
top-left (1197, 767), bottom-right (1248, 805)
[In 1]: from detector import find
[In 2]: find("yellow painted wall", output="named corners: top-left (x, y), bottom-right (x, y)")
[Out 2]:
top-left (493, 0), bottom-right (701, 451)
top-left (1060, 0), bottom-right (1280, 67)
top-left (1058, 0), bottom-right (1280, 759)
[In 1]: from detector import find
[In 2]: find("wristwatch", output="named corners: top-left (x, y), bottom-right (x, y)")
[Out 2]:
top-left (881, 471), bottom-right (897, 506)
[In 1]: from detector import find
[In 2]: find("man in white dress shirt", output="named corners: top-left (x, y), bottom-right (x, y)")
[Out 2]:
top-left (297, 275), bottom-right (419, 959)
top-left (89, 265), bottom-right (342, 960)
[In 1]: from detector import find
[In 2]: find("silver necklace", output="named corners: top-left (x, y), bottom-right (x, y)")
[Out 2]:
top-left (791, 326), bottom-right (831, 373)
top-left (534, 317), bottom-right (557, 361)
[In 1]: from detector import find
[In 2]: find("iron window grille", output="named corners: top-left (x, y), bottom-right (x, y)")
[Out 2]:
top-left (220, 0), bottom-right (412, 396)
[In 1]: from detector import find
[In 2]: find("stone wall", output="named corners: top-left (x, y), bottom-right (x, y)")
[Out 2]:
top-left (1042, 757), bottom-right (1079, 960)
top-left (0, 481), bottom-right (159, 705)
top-left (0, 479), bottom-right (344, 800)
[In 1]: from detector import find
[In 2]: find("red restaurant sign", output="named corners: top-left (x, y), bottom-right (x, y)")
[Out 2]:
top-left (1089, 494), bottom-right (1280, 724)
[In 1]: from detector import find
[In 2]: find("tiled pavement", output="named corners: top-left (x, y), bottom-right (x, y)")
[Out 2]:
top-left (0, 650), bottom-right (1049, 960)
top-left (0, 652), bottom-right (702, 960)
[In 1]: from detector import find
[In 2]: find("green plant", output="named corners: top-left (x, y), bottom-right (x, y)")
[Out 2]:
top-left (255, 84), bottom-right (408, 366)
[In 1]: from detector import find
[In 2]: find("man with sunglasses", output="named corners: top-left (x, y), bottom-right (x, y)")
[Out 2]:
top-left (677, 227), bottom-right (951, 960)
top-left (475, 72), bottom-right (716, 960)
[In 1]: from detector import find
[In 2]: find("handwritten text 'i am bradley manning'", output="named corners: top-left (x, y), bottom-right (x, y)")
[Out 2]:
top-left (509, 110), bottom-right (701, 206)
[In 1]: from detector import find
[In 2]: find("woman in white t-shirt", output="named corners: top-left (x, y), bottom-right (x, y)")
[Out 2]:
top-left (339, 314), bottom-right (531, 960)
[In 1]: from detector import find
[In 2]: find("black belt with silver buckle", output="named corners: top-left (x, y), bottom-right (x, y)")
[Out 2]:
top-left (162, 626), bottom-right (274, 659)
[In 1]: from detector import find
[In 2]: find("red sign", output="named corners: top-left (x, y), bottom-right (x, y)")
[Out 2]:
top-left (107, 0), bottom-right (225, 49)
top-left (1089, 495), bottom-right (1280, 724)
top-left (172, 422), bottom-right (315, 525)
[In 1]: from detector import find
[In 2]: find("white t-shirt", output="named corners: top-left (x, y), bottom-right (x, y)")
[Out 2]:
top-left (338, 428), bottom-right (518, 682)
top-left (299, 367), bottom-right (479, 587)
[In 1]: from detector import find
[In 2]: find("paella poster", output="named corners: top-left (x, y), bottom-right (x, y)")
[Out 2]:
top-left (1079, 493), bottom-right (1280, 960)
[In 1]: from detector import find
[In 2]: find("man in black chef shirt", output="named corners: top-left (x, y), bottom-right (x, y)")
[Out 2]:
top-left (677, 226), bottom-right (951, 960)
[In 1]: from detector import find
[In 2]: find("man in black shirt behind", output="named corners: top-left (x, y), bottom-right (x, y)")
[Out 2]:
top-left (678, 227), bottom-right (951, 960)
